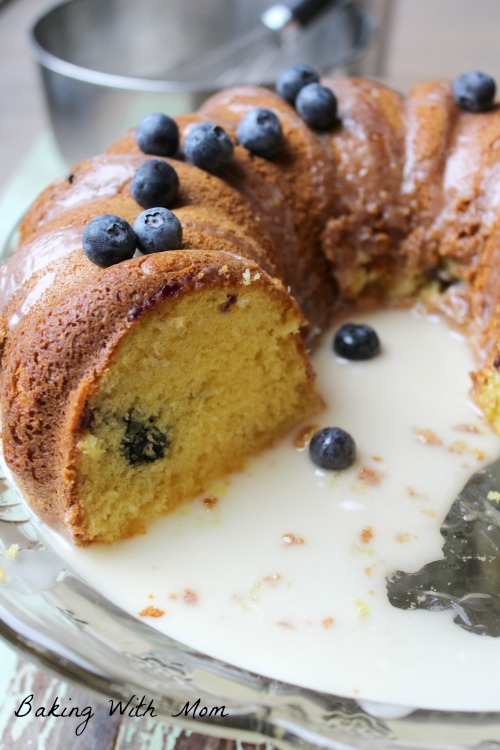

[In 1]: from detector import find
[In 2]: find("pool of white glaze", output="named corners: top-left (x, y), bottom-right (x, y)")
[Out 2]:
top-left (47, 308), bottom-right (500, 712)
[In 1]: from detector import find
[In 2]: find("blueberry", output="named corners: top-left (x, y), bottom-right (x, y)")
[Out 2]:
top-left (276, 63), bottom-right (320, 104)
top-left (183, 122), bottom-right (233, 173)
top-left (333, 323), bottom-right (381, 360)
top-left (309, 427), bottom-right (356, 471)
top-left (133, 207), bottom-right (182, 253)
top-left (130, 159), bottom-right (179, 209)
top-left (453, 71), bottom-right (496, 113)
top-left (236, 108), bottom-right (283, 159)
top-left (295, 83), bottom-right (338, 129)
top-left (135, 112), bottom-right (179, 156)
top-left (122, 412), bottom-right (169, 465)
top-left (82, 214), bottom-right (136, 267)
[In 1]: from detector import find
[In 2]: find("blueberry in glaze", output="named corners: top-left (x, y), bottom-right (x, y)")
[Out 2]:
top-left (309, 427), bottom-right (356, 471)
top-left (236, 108), bottom-right (283, 159)
top-left (136, 112), bottom-right (179, 156)
top-left (295, 82), bottom-right (338, 129)
top-left (453, 71), bottom-right (496, 113)
top-left (133, 207), bottom-right (183, 253)
top-left (333, 323), bottom-right (381, 361)
top-left (82, 214), bottom-right (136, 267)
top-left (130, 159), bottom-right (179, 209)
top-left (183, 122), bottom-right (234, 173)
top-left (276, 63), bottom-right (320, 104)
top-left (121, 412), bottom-right (169, 465)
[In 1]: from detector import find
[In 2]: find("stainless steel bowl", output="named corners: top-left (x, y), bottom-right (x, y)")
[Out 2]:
top-left (30, 0), bottom-right (381, 164)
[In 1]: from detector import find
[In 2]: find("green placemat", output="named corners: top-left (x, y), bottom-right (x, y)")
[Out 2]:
top-left (0, 131), bottom-right (66, 253)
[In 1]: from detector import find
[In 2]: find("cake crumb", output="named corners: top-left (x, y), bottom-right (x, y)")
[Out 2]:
top-left (7, 544), bottom-right (19, 560)
top-left (169, 593), bottom-right (178, 600)
top-left (421, 508), bottom-right (437, 518)
top-left (282, 533), bottom-right (305, 546)
top-left (148, 593), bottom-right (154, 600)
top-left (357, 467), bottom-right (382, 486)
top-left (328, 472), bottom-right (340, 489)
top-left (449, 439), bottom-right (468, 455)
top-left (183, 589), bottom-right (198, 605)
top-left (395, 532), bottom-right (416, 543)
top-left (454, 423), bottom-right (481, 434)
top-left (139, 606), bottom-right (165, 618)
top-left (355, 599), bottom-right (370, 620)
top-left (360, 526), bottom-right (374, 544)
top-left (249, 581), bottom-right (261, 602)
top-left (322, 617), bottom-right (335, 629)
top-left (372, 455), bottom-right (384, 462)
top-left (487, 490), bottom-right (500, 503)
top-left (218, 265), bottom-right (229, 277)
top-left (415, 428), bottom-right (442, 446)
top-left (263, 573), bottom-right (282, 585)
top-left (471, 448), bottom-right (485, 461)
top-left (242, 268), bottom-right (252, 285)
top-left (293, 423), bottom-right (320, 449)
top-left (364, 565), bottom-right (374, 576)
top-left (277, 620), bottom-right (294, 629)
top-left (203, 495), bottom-right (218, 509)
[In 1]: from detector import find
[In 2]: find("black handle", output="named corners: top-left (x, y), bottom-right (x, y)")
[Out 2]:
top-left (289, 0), bottom-right (337, 27)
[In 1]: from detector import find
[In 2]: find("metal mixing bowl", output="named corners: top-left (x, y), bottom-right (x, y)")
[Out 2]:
top-left (30, 0), bottom-right (382, 164)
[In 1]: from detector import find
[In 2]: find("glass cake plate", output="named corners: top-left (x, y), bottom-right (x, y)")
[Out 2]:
top-left (3, 461), bottom-right (500, 750)
top-left (2, 240), bottom-right (500, 749)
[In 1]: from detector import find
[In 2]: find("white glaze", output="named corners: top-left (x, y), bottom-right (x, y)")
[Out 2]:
top-left (8, 271), bottom-right (56, 330)
top-left (44, 157), bottom-right (137, 222)
top-left (45, 309), bottom-right (500, 712)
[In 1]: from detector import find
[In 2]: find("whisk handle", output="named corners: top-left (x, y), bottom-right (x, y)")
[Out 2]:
top-left (289, 0), bottom-right (337, 26)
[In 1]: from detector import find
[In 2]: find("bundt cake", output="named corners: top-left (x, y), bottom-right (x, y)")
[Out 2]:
top-left (2, 68), bottom-right (500, 545)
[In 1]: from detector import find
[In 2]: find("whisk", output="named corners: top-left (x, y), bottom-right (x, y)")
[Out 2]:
top-left (164, 0), bottom-right (339, 87)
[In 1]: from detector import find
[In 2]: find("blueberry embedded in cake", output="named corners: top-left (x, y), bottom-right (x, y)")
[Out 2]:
top-left (121, 410), bottom-right (170, 465)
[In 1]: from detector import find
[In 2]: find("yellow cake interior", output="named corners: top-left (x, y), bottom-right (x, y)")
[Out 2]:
top-left (74, 283), bottom-right (319, 543)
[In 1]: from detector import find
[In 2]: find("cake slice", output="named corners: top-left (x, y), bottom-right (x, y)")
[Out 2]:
top-left (1, 248), bottom-right (320, 544)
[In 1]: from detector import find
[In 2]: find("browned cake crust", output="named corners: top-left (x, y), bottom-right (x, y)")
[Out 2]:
top-left (3, 76), bottom-right (500, 542)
